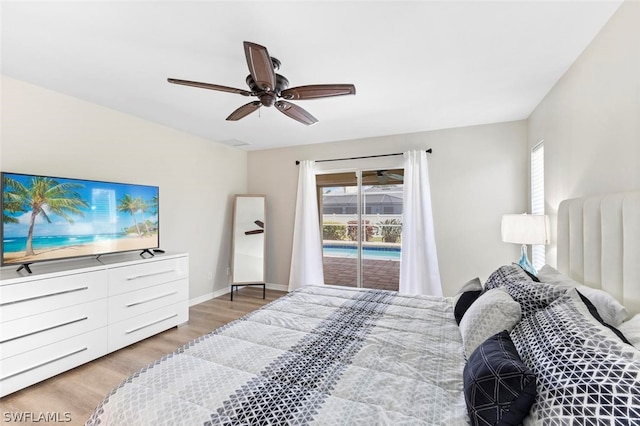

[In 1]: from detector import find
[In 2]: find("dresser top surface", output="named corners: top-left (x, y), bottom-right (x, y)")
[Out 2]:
top-left (0, 252), bottom-right (187, 285)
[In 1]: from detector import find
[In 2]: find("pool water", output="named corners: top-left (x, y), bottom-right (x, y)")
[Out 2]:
top-left (323, 245), bottom-right (401, 260)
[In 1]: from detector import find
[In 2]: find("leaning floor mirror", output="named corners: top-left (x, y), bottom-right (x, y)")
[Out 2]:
top-left (230, 194), bottom-right (266, 301)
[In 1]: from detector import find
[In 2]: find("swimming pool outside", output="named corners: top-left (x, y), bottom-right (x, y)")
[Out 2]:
top-left (323, 244), bottom-right (400, 260)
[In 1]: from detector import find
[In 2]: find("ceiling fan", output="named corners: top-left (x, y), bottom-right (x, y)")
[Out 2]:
top-left (168, 41), bottom-right (356, 125)
top-left (360, 170), bottom-right (404, 185)
top-left (376, 170), bottom-right (404, 184)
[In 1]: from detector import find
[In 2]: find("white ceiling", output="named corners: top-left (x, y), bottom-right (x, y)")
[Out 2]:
top-left (1, 1), bottom-right (622, 151)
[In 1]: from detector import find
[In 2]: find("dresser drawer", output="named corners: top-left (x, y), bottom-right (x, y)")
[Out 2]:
top-left (0, 271), bottom-right (108, 322)
top-left (108, 278), bottom-right (188, 322)
top-left (108, 256), bottom-right (188, 296)
top-left (0, 328), bottom-right (107, 397)
top-left (0, 299), bottom-right (108, 360)
top-left (108, 302), bottom-right (188, 352)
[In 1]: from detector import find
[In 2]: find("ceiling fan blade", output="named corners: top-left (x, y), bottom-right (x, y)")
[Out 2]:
top-left (168, 78), bottom-right (253, 96)
top-left (275, 101), bottom-right (318, 126)
top-left (226, 101), bottom-right (261, 121)
top-left (281, 84), bottom-right (356, 100)
top-left (375, 170), bottom-right (404, 184)
top-left (243, 41), bottom-right (276, 91)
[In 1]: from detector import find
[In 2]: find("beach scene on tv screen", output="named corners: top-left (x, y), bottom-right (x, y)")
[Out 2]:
top-left (2, 173), bottom-right (159, 265)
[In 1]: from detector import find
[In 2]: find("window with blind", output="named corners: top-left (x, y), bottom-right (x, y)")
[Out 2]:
top-left (531, 142), bottom-right (545, 270)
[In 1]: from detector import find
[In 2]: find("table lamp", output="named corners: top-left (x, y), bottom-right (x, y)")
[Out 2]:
top-left (501, 213), bottom-right (550, 275)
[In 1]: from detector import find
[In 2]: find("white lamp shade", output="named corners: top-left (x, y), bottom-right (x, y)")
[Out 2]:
top-left (501, 214), bottom-right (550, 245)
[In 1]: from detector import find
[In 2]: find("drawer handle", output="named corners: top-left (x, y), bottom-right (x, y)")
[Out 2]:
top-left (1, 347), bottom-right (88, 381)
top-left (125, 314), bottom-right (178, 334)
top-left (0, 317), bottom-right (89, 344)
top-left (0, 287), bottom-right (89, 307)
top-left (125, 291), bottom-right (178, 307)
top-left (125, 269), bottom-right (176, 281)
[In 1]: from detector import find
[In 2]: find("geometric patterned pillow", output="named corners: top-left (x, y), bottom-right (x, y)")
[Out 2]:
top-left (459, 288), bottom-right (522, 358)
top-left (486, 264), bottom-right (533, 285)
top-left (485, 265), bottom-right (566, 318)
top-left (463, 330), bottom-right (537, 426)
top-left (510, 289), bottom-right (640, 424)
top-left (512, 263), bottom-right (541, 282)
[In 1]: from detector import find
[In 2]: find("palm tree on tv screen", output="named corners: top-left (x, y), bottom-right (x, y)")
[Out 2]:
top-left (117, 194), bottom-right (144, 236)
top-left (7, 176), bottom-right (89, 256)
top-left (149, 195), bottom-right (158, 217)
top-left (2, 175), bottom-right (25, 224)
top-left (138, 198), bottom-right (151, 234)
top-left (145, 195), bottom-right (159, 230)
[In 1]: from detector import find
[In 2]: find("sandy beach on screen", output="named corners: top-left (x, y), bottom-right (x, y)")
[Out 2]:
top-left (3, 235), bottom-right (158, 263)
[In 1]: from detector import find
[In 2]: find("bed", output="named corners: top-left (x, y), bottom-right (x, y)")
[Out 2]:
top-left (87, 286), bottom-right (469, 425)
top-left (87, 192), bottom-right (640, 425)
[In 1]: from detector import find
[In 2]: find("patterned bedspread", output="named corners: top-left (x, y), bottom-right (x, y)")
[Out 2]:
top-left (87, 286), bottom-right (468, 425)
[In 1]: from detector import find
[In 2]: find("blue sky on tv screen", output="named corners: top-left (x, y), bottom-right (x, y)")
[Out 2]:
top-left (3, 173), bottom-right (158, 239)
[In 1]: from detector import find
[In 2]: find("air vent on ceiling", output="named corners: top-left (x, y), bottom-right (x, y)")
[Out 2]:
top-left (220, 139), bottom-right (250, 147)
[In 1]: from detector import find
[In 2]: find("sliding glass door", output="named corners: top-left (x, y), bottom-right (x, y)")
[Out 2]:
top-left (319, 171), bottom-right (359, 287)
top-left (318, 169), bottom-right (403, 290)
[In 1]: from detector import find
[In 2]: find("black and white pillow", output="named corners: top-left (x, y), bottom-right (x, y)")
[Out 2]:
top-left (510, 289), bottom-right (640, 424)
top-left (463, 330), bottom-right (537, 426)
top-left (453, 277), bottom-right (483, 325)
top-left (485, 265), bottom-right (565, 318)
top-left (485, 264), bottom-right (532, 286)
top-left (512, 263), bottom-right (541, 282)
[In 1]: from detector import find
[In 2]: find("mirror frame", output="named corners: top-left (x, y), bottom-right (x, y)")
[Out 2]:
top-left (230, 194), bottom-right (266, 299)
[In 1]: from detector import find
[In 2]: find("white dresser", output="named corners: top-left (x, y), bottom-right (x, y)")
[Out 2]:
top-left (0, 252), bottom-right (189, 397)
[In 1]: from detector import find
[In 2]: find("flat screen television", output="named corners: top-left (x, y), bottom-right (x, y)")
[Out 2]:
top-left (1, 171), bottom-right (159, 271)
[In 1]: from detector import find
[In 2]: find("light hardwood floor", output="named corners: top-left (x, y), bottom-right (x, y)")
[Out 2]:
top-left (0, 287), bottom-right (285, 426)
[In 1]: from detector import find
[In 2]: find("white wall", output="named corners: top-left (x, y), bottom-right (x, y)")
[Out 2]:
top-left (0, 76), bottom-right (247, 302)
top-left (528, 0), bottom-right (640, 264)
top-left (248, 120), bottom-right (528, 296)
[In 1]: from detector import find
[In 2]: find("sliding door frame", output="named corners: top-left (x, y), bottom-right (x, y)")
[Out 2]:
top-left (316, 166), bottom-right (403, 289)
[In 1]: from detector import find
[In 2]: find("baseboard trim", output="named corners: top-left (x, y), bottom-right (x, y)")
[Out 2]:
top-left (189, 292), bottom-right (215, 306)
top-left (189, 283), bottom-right (287, 306)
top-left (266, 283), bottom-right (288, 292)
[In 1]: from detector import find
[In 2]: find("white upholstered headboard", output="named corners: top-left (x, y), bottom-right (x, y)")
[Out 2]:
top-left (557, 191), bottom-right (640, 315)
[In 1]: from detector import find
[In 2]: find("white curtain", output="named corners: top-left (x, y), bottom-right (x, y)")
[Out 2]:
top-left (400, 150), bottom-right (442, 296)
top-left (289, 160), bottom-right (325, 291)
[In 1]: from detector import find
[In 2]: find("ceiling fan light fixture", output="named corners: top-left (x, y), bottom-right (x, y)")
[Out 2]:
top-left (260, 94), bottom-right (276, 107)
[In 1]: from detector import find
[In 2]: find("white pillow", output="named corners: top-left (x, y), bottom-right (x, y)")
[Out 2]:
top-left (618, 314), bottom-right (640, 348)
top-left (459, 287), bottom-right (522, 358)
top-left (537, 264), bottom-right (629, 326)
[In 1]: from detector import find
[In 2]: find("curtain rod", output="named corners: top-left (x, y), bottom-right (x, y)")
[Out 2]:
top-left (295, 149), bottom-right (432, 165)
